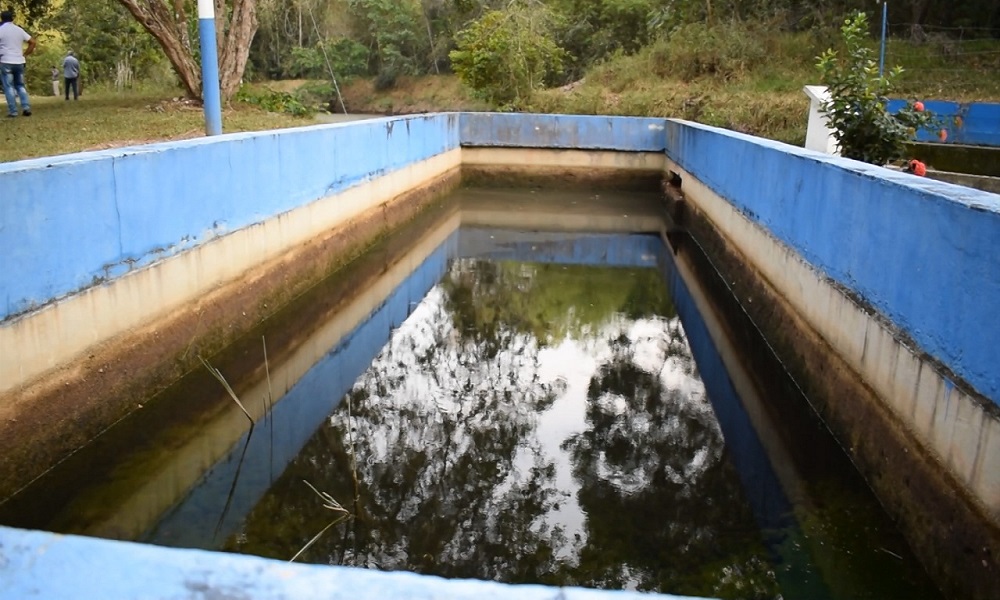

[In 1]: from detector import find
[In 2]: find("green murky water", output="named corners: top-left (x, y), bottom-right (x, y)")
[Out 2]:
top-left (221, 262), bottom-right (772, 595)
top-left (0, 189), bottom-right (945, 600)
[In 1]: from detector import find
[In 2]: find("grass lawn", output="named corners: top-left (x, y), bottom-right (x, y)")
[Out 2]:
top-left (0, 88), bottom-right (312, 163)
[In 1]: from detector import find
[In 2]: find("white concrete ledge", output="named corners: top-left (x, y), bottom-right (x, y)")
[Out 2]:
top-left (0, 526), bottom-right (709, 600)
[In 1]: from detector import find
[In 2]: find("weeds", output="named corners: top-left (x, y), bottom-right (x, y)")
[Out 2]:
top-left (285, 409), bottom-right (361, 564)
top-left (200, 357), bottom-right (255, 425)
top-left (658, 21), bottom-right (768, 82)
top-left (235, 87), bottom-right (312, 117)
top-left (523, 25), bottom-right (1000, 145)
top-left (289, 480), bottom-right (352, 563)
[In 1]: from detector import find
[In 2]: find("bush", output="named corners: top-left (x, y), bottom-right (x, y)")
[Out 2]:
top-left (450, 3), bottom-right (565, 109)
top-left (656, 21), bottom-right (767, 82)
top-left (373, 70), bottom-right (398, 92)
top-left (295, 81), bottom-right (341, 112)
top-left (347, 0), bottom-right (425, 85)
top-left (818, 12), bottom-right (937, 165)
top-left (288, 39), bottom-right (370, 80)
top-left (27, 43), bottom-right (66, 97)
top-left (235, 87), bottom-right (312, 117)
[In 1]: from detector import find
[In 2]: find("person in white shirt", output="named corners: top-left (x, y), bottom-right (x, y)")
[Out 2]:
top-left (0, 10), bottom-right (36, 117)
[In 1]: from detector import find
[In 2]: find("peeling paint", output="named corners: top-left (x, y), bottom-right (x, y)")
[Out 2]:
top-left (664, 118), bottom-right (1000, 408)
top-left (0, 116), bottom-right (458, 322)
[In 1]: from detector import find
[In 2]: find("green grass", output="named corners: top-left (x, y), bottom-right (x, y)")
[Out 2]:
top-left (527, 28), bottom-right (1000, 145)
top-left (0, 85), bottom-right (311, 163)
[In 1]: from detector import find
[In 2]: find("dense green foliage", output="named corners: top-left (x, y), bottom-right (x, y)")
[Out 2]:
top-left (449, 2), bottom-right (564, 108)
top-left (7, 0), bottom-right (51, 24)
top-left (239, 0), bottom-right (1000, 89)
top-left (818, 13), bottom-right (938, 165)
top-left (348, 0), bottom-right (427, 87)
top-left (554, 0), bottom-right (660, 80)
top-left (286, 38), bottom-right (370, 80)
top-left (42, 0), bottom-right (163, 88)
top-left (655, 20), bottom-right (768, 82)
top-left (235, 86), bottom-right (312, 116)
top-left (23, 0), bottom-right (1000, 123)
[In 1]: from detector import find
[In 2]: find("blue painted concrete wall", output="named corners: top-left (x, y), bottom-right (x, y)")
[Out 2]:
top-left (665, 118), bottom-right (1000, 407)
top-left (1, 112), bottom-right (662, 322)
top-left (887, 99), bottom-right (1000, 146)
top-left (0, 114), bottom-right (459, 321)
top-left (5, 110), bottom-right (997, 411)
top-left (460, 113), bottom-right (666, 151)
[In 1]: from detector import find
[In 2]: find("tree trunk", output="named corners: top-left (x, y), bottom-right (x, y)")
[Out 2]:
top-left (117, 0), bottom-right (258, 102)
top-left (218, 0), bottom-right (259, 100)
top-left (174, 0), bottom-right (191, 51)
top-left (421, 2), bottom-right (440, 75)
top-left (118, 0), bottom-right (201, 98)
top-left (910, 0), bottom-right (931, 26)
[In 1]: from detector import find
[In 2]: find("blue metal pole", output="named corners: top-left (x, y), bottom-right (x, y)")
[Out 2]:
top-left (879, 1), bottom-right (888, 78)
top-left (198, 0), bottom-right (223, 136)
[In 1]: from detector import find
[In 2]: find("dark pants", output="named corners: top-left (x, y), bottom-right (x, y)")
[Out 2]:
top-left (65, 77), bottom-right (78, 100)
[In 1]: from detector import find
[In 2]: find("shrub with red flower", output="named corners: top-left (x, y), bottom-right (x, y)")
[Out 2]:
top-left (818, 13), bottom-right (941, 166)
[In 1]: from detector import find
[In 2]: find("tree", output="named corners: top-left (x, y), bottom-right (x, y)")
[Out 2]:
top-left (46, 0), bottom-right (163, 87)
top-left (8, 0), bottom-right (50, 24)
top-left (552, 0), bottom-right (659, 81)
top-left (450, 0), bottom-right (564, 108)
top-left (252, 0), bottom-right (326, 79)
top-left (116, 0), bottom-right (258, 101)
top-left (347, 0), bottom-right (428, 88)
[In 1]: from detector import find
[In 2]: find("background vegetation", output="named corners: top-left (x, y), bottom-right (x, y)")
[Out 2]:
top-left (1, 0), bottom-right (998, 159)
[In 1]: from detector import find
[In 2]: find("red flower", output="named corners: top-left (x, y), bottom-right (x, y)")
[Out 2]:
top-left (908, 159), bottom-right (927, 176)
top-left (914, 101), bottom-right (925, 112)
top-left (939, 129), bottom-right (948, 142)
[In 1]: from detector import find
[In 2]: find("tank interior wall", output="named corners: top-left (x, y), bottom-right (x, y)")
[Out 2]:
top-left (661, 117), bottom-right (999, 599)
top-left (661, 119), bottom-right (1000, 461)
top-left (458, 114), bottom-right (1000, 434)
top-left (4, 111), bottom-right (997, 524)
top-left (0, 115), bottom-right (462, 397)
top-left (1, 112), bottom-right (999, 599)
top-left (462, 112), bottom-right (1000, 417)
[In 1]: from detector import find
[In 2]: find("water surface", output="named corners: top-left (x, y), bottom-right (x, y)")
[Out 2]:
top-left (0, 188), bottom-right (944, 600)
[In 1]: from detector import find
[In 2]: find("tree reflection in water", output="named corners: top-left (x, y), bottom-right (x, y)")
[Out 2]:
top-left (225, 258), bottom-right (779, 599)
